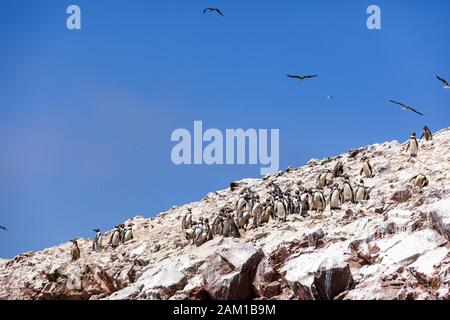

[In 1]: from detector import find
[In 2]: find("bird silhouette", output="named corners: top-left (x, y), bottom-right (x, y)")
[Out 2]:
top-left (436, 76), bottom-right (450, 89)
top-left (203, 8), bottom-right (224, 16)
top-left (0, 225), bottom-right (7, 231)
top-left (389, 100), bottom-right (424, 116)
top-left (287, 74), bottom-right (318, 82)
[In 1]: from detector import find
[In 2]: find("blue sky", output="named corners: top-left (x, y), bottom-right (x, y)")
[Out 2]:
top-left (0, 0), bottom-right (449, 258)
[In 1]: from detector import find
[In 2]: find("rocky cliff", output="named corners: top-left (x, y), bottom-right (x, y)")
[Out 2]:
top-left (1, 128), bottom-right (450, 300)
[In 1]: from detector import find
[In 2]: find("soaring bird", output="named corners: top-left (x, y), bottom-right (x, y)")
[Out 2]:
top-left (203, 8), bottom-right (224, 16)
top-left (0, 225), bottom-right (7, 231)
top-left (436, 76), bottom-right (450, 89)
top-left (389, 100), bottom-right (424, 116)
top-left (287, 74), bottom-right (318, 82)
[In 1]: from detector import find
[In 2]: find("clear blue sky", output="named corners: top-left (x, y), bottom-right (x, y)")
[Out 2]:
top-left (0, 0), bottom-right (449, 258)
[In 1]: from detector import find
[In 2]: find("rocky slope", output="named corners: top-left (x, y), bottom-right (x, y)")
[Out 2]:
top-left (1, 128), bottom-right (450, 300)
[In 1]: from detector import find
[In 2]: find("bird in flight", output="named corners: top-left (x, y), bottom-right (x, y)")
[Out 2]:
top-left (436, 76), bottom-right (450, 89)
top-left (0, 225), bottom-right (7, 231)
top-left (287, 74), bottom-right (318, 82)
top-left (389, 100), bottom-right (424, 116)
top-left (203, 8), bottom-right (224, 16)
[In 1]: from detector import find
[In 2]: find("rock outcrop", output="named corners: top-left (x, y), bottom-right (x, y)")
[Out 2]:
top-left (1, 128), bottom-right (450, 300)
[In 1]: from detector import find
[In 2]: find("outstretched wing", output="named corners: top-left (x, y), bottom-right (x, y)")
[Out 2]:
top-left (0, 226), bottom-right (8, 231)
top-left (203, 8), bottom-right (209, 14)
top-left (406, 106), bottom-right (424, 116)
top-left (287, 74), bottom-right (300, 79)
top-left (215, 9), bottom-right (224, 16)
top-left (389, 100), bottom-right (407, 109)
top-left (437, 75), bottom-right (449, 86)
top-left (305, 75), bottom-right (318, 79)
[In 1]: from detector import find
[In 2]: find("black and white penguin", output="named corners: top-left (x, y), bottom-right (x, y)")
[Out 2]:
top-left (92, 229), bottom-right (103, 251)
top-left (251, 195), bottom-right (264, 229)
top-left (122, 224), bottom-right (133, 243)
top-left (223, 213), bottom-right (240, 238)
top-left (258, 199), bottom-right (272, 225)
top-left (406, 132), bottom-right (419, 158)
top-left (355, 179), bottom-right (370, 202)
top-left (317, 170), bottom-right (331, 188)
top-left (182, 208), bottom-right (193, 230)
top-left (71, 239), bottom-right (80, 261)
top-left (341, 176), bottom-right (355, 203)
top-left (212, 212), bottom-right (226, 236)
top-left (420, 126), bottom-right (433, 141)
top-left (194, 218), bottom-right (213, 246)
top-left (410, 174), bottom-right (429, 189)
top-left (311, 189), bottom-right (326, 212)
top-left (185, 221), bottom-right (198, 242)
top-left (332, 161), bottom-right (344, 178)
top-left (110, 225), bottom-right (122, 248)
top-left (360, 157), bottom-right (374, 178)
top-left (274, 196), bottom-right (287, 222)
top-left (329, 185), bottom-right (343, 211)
top-left (299, 189), bottom-right (311, 216)
top-left (268, 182), bottom-right (283, 197)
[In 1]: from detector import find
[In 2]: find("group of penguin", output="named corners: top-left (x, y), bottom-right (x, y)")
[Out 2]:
top-left (70, 224), bottom-right (134, 261)
top-left (181, 126), bottom-right (433, 247)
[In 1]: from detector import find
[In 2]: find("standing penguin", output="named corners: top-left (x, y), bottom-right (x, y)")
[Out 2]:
top-left (251, 195), bottom-right (264, 229)
top-left (258, 199), bottom-right (272, 225)
top-left (329, 185), bottom-right (344, 211)
top-left (360, 157), bottom-right (374, 178)
top-left (341, 176), bottom-right (355, 203)
top-left (355, 179), bottom-right (370, 202)
top-left (185, 221), bottom-right (198, 242)
top-left (410, 174), bottom-right (429, 189)
top-left (317, 170), bottom-right (331, 188)
top-left (311, 189), bottom-right (326, 213)
top-left (110, 225), bottom-right (121, 248)
top-left (182, 208), bottom-right (193, 230)
top-left (92, 229), bottom-right (103, 252)
top-left (122, 224), bottom-right (133, 243)
top-left (223, 213), bottom-right (240, 238)
top-left (71, 239), bottom-right (80, 261)
top-left (332, 161), bottom-right (344, 178)
top-left (274, 196), bottom-right (287, 222)
top-left (406, 132), bottom-right (419, 158)
top-left (420, 126), bottom-right (433, 141)
top-left (299, 190), bottom-right (311, 216)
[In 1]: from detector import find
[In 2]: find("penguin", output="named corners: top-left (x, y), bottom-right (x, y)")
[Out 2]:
top-left (341, 176), bottom-right (355, 203)
top-left (122, 224), bottom-right (133, 243)
top-left (71, 239), bottom-right (80, 261)
top-left (92, 229), bottom-right (103, 252)
top-left (237, 194), bottom-right (253, 229)
top-left (420, 126), bottom-right (433, 141)
top-left (110, 225), bottom-right (121, 248)
top-left (317, 170), bottom-right (331, 188)
top-left (410, 174), bottom-right (429, 189)
top-left (251, 195), bottom-right (264, 228)
top-left (299, 190), bottom-right (311, 216)
top-left (268, 182), bottom-right (283, 197)
top-left (223, 213), bottom-right (240, 238)
top-left (360, 157), bottom-right (374, 178)
top-left (329, 185), bottom-right (344, 211)
top-left (332, 161), bottom-right (344, 178)
top-left (236, 195), bottom-right (248, 215)
top-left (292, 190), bottom-right (301, 215)
top-left (311, 189), bottom-right (326, 212)
top-left (355, 179), bottom-right (370, 202)
top-left (212, 213), bottom-right (225, 236)
top-left (258, 199), bottom-right (272, 225)
top-left (405, 132), bottom-right (419, 158)
top-left (274, 196), bottom-right (287, 222)
top-left (185, 221), bottom-right (197, 241)
top-left (182, 208), bottom-right (193, 230)
top-left (195, 219), bottom-right (213, 246)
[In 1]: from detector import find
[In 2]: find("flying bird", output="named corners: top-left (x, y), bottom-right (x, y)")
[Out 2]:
top-left (389, 100), bottom-right (424, 116)
top-left (0, 226), bottom-right (7, 231)
top-left (436, 76), bottom-right (450, 89)
top-left (287, 74), bottom-right (318, 82)
top-left (203, 8), bottom-right (224, 16)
